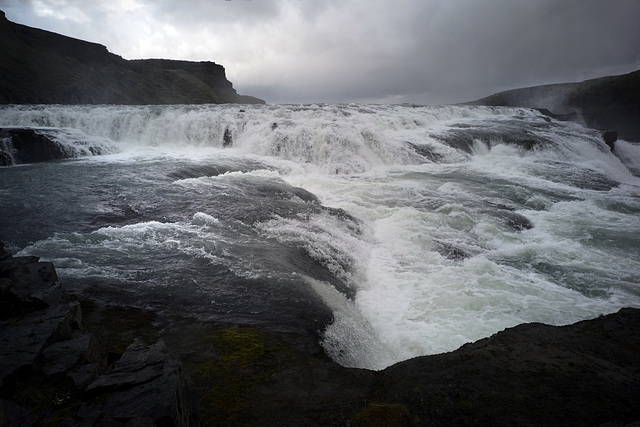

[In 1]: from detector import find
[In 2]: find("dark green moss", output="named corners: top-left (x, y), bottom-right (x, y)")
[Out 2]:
top-left (186, 327), bottom-right (286, 427)
top-left (351, 403), bottom-right (411, 427)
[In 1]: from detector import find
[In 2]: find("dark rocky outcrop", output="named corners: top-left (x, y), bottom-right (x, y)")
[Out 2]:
top-left (603, 130), bottom-right (618, 152)
top-left (80, 339), bottom-right (196, 426)
top-left (0, 11), bottom-right (264, 105)
top-left (0, 127), bottom-right (112, 166)
top-left (379, 309), bottom-right (640, 426)
top-left (0, 128), bottom-right (64, 165)
top-left (0, 243), bottom-right (197, 426)
top-left (1, 239), bottom-right (639, 426)
top-left (467, 70), bottom-right (640, 142)
top-left (218, 307), bottom-right (640, 426)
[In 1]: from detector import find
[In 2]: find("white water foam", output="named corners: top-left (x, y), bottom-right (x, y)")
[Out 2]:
top-left (0, 104), bottom-right (529, 171)
top-left (5, 103), bottom-right (640, 371)
top-left (614, 139), bottom-right (640, 176)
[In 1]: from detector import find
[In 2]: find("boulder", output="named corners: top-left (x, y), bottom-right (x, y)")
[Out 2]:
top-left (0, 302), bottom-right (82, 385)
top-left (0, 127), bottom-right (113, 166)
top-left (41, 331), bottom-right (107, 380)
top-left (0, 399), bottom-right (40, 427)
top-left (0, 128), bottom-right (65, 165)
top-left (434, 240), bottom-right (470, 260)
top-left (0, 255), bottom-right (63, 318)
top-left (81, 338), bottom-right (197, 426)
top-left (223, 128), bottom-right (233, 147)
top-left (603, 130), bottom-right (618, 151)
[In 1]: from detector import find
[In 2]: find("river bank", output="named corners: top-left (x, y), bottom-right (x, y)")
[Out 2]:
top-left (2, 240), bottom-right (639, 426)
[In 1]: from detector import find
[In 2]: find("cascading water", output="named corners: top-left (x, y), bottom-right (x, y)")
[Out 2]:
top-left (1, 103), bottom-right (639, 370)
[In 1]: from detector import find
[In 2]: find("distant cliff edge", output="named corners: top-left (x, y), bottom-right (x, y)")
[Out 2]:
top-left (0, 11), bottom-right (264, 105)
top-left (467, 70), bottom-right (640, 142)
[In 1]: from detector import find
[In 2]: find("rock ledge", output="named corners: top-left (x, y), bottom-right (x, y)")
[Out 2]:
top-left (1, 239), bottom-right (639, 426)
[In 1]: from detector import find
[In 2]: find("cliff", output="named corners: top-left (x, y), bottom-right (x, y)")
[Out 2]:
top-left (468, 70), bottom-right (640, 142)
top-left (0, 11), bottom-right (264, 105)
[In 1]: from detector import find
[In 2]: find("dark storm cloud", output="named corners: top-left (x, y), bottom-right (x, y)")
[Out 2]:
top-left (1, 0), bottom-right (639, 104)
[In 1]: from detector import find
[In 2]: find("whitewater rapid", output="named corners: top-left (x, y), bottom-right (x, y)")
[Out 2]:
top-left (1, 103), bottom-right (639, 370)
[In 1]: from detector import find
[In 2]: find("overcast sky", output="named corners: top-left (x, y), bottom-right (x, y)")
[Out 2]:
top-left (2, 0), bottom-right (639, 104)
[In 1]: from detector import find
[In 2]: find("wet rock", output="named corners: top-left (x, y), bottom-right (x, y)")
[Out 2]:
top-left (499, 210), bottom-right (534, 231)
top-left (15, 262), bottom-right (62, 303)
top-left (0, 258), bottom-right (66, 319)
top-left (41, 331), bottom-right (107, 380)
top-left (81, 338), bottom-right (197, 426)
top-left (405, 141), bottom-right (443, 162)
top-left (0, 241), bottom-right (10, 260)
top-left (0, 127), bottom-right (112, 166)
top-left (0, 256), bottom-right (41, 281)
top-left (0, 243), bottom-right (198, 426)
top-left (0, 302), bottom-right (82, 384)
top-left (435, 240), bottom-right (470, 260)
top-left (0, 399), bottom-right (39, 427)
top-left (603, 130), bottom-right (618, 151)
top-left (536, 108), bottom-right (579, 122)
top-left (0, 128), bottom-right (65, 165)
top-left (381, 308), bottom-right (640, 426)
top-left (223, 128), bottom-right (233, 147)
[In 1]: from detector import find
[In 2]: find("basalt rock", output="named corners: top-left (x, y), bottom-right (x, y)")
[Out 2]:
top-left (380, 308), bottom-right (640, 426)
top-left (223, 128), bottom-right (233, 147)
top-left (80, 339), bottom-right (197, 426)
top-left (0, 128), bottom-right (65, 166)
top-left (0, 127), bottom-right (116, 165)
top-left (0, 242), bottom-right (197, 426)
top-left (240, 308), bottom-right (640, 426)
top-left (603, 130), bottom-right (618, 151)
top-left (0, 11), bottom-right (264, 105)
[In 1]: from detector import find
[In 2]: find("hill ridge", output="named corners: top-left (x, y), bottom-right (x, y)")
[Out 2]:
top-left (467, 70), bottom-right (640, 141)
top-left (0, 10), bottom-right (264, 105)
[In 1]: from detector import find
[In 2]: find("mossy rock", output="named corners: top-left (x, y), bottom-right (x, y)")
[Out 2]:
top-left (186, 326), bottom-right (286, 427)
top-left (351, 403), bottom-right (412, 427)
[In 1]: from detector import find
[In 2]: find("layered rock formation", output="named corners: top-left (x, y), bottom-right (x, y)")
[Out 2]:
top-left (468, 70), bottom-right (640, 142)
top-left (0, 11), bottom-right (264, 105)
top-left (1, 240), bottom-right (639, 426)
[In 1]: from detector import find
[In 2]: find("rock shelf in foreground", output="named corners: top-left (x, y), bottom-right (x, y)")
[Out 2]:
top-left (1, 240), bottom-right (639, 426)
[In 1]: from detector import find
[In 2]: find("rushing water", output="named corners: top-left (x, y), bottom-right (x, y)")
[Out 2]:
top-left (1, 103), bottom-right (639, 370)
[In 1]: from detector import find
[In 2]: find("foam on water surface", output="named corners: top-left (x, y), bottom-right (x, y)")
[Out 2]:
top-left (3, 103), bottom-right (639, 370)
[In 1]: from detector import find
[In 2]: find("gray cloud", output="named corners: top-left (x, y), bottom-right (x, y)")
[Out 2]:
top-left (2, 0), bottom-right (639, 104)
